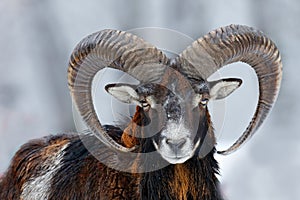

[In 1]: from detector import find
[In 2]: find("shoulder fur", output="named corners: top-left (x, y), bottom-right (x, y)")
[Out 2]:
top-left (0, 133), bottom-right (76, 199)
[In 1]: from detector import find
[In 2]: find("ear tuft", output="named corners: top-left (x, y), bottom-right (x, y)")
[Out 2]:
top-left (105, 83), bottom-right (140, 104)
top-left (209, 78), bottom-right (242, 100)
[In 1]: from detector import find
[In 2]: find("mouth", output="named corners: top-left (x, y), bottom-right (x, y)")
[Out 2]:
top-left (161, 154), bottom-right (192, 164)
top-left (153, 139), bottom-right (201, 164)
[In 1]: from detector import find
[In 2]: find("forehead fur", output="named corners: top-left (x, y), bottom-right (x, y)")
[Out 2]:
top-left (136, 68), bottom-right (209, 100)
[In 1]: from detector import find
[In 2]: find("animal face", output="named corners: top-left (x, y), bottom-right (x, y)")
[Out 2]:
top-left (105, 68), bottom-right (242, 164)
top-left (68, 25), bottom-right (282, 168)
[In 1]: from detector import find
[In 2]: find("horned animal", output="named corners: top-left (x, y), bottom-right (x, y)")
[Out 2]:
top-left (0, 24), bottom-right (282, 200)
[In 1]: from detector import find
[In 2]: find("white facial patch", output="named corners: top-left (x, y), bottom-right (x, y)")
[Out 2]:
top-left (146, 95), bottom-right (157, 108)
top-left (153, 119), bottom-right (200, 164)
top-left (161, 119), bottom-right (190, 140)
top-left (21, 143), bottom-right (69, 200)
top-left (192, 94), bottom-right (202, 107)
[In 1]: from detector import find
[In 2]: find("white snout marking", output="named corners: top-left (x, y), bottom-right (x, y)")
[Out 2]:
top-left (153, 119), bottom-right (200, 164)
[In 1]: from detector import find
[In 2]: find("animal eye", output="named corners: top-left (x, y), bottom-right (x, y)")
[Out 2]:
top-left (142, 102), bottom-right (150, 107)
top-left (140, 100), bottom-right (150, 110)
top-left (200, 98), bottom-right (209, 106)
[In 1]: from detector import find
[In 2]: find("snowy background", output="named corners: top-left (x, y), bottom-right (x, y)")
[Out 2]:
top-left (0, 0), bottom-right (299, 199)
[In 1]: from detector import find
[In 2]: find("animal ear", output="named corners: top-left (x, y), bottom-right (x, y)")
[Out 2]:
top-left (209, 78), bottom-right (242, 100)
top-left (105, 83), bottom-right (140, 104)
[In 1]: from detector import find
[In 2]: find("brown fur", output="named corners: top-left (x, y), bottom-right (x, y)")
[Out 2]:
top-left (0, 134), bottom-right (72, 199)
top-left (170, 164), bottom-right (191, 200)
top-left (122, 107), bottom-right (142, 148)
top-left (0, 132), bottom-right (221, 200)
top-left (0, 69), bottom-right (223, 199)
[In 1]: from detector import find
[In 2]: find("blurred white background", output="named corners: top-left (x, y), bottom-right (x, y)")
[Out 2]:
top-left (0, 0), bottom-right (299, 199)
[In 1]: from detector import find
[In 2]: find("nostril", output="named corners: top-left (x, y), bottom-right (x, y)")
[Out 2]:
top-left (166, 138), bottom-right (187, 148)
top-left (177, 138), bottom-right (187, 148)
top-left (166, 139), bottom-right (172, 145)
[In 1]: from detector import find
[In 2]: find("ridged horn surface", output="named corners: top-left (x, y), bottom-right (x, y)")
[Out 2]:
top-left (178, 24), bottom-right (282, 155)
top-left (68, 29), bottom-right (168, 152)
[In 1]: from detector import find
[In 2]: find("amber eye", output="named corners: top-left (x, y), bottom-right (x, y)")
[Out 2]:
top-left (140, 100), bottom-right (150, 111)
top-left (200, 98), bottom-right (209, 106)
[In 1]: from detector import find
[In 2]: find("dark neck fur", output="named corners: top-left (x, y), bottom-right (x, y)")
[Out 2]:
top-left (139, 148), bottom-right (223, 200)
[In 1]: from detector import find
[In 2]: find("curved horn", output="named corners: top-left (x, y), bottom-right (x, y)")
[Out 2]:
top-left (178, 24), bottom-right (282, 155)
top-left (68, 29), bottom-right (168, 152)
